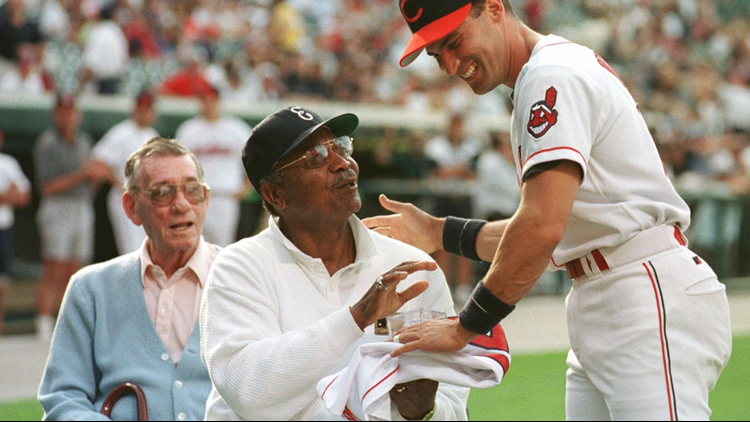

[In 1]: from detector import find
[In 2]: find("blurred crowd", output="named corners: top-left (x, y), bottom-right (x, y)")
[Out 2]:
top-left (1, 0), bottom-right (750, 194)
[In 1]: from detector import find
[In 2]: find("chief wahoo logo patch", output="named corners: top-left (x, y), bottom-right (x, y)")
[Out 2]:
top-left (527, 87), bottom-right (559, 138)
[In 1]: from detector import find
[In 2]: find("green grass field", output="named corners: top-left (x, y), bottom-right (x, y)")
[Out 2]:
top-left (2, 336), bottom-right (748, 421)
top-left (469, 334), bottom-right (750, 421)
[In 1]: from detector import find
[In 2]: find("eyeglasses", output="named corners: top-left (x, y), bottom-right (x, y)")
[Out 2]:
top-left (143, 182), bottom-right (210, 206)
top-left (273, 136), bottom-right (354, 172)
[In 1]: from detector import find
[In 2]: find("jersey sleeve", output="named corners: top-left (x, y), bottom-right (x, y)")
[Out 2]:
top-left (514, 65), bottom-right (604, 183)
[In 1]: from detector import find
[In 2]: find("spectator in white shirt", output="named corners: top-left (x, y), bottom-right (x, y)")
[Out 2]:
top-left (0, 128), bottom-right (32, 337)
top-left (200, 106), bottom-right (469, 420)
top-left (473, 131), bottom-right (520, 222)
top-left (215, 59), bottom-right (264, 104)
top-left (90, 92), bottom-right (159, 254)
top-left (0, 43), bottom-right (46, 94)
top-left (80, 5), bottom-right (128, 95)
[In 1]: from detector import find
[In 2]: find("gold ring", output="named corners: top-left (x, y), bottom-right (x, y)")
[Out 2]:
top-left (396, 386), bottom-right (407, 393)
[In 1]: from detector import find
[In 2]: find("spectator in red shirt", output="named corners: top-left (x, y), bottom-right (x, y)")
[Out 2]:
top-left (160, 44), bottom-right (213, 97)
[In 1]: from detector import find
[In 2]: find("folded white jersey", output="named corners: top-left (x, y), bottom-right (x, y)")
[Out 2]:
top-left (316, 324), bottom-right (510, 421)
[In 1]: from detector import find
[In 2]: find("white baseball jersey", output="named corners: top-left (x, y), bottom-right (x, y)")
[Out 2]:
top-left (175, 116), bottom-right (251, 196)
top-left (91, 119), bottom-right (158, 254)
top-left (318, 324), bottom-right (508, 421)
top-left (510, 35), bottom-right (691, 267)
top-left (509, 35), bottom-right (731, 421)
top-left (176, 115), bottom-right (251, 246)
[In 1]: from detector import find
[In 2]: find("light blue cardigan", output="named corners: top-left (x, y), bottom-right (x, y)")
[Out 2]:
top-left (38, 252), bottom-right (212, 421)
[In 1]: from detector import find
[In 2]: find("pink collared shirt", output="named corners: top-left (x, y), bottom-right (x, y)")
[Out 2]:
top-left (140, 237), bottom-right (217, 364)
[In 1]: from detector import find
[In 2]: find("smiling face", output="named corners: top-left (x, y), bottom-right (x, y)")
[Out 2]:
top-left (124, 154), bottom-right (209, 257)
top-left (267, 127), bottom-right (361, 226)
top-left (424, 1), bottom-right (513, 94)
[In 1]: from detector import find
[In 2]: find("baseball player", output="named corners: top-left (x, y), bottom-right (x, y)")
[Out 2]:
top-left (363, 1), bottom-right (732, 420)
top-left (175, 86), bottom-right (252, 247)
top-left (90, 92), bottom-right (159, 254)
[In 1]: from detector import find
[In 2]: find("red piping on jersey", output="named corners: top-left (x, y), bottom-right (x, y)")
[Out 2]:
top-left (361, 365), bottom-right (400, 403)
top-left (523, 146), bottom-right (588, 171)
top-left (643, 263), bottom-right (676, 421)
top-left (537, 42), bottom-right (574, 52)
top-left (321, 375), bottom-right (339, 398)
top-left (673, 226), bottom-right (687, 246)
top-left (549, 256), bottom-right (565, 268)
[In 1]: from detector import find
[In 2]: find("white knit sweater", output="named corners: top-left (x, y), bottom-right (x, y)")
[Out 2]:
top-left (200, 216), bottom-right (469, 420)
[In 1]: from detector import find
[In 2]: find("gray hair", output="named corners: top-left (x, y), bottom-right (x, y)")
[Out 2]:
top-left (258, 170), bottom-right (284, 217)
top-left (124, 137), bottom-right (205, 192)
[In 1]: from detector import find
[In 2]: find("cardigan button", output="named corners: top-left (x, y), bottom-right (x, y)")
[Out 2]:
top-left (177, 412), bottom-right (186, 420)
top-left (175, 380), bottom-right (183, 388)
top-left (161, 353), bottom-right (170, 362)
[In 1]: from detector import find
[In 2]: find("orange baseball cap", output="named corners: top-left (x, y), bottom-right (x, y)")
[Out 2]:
top-left (398, 0), bottom-right (473, 67)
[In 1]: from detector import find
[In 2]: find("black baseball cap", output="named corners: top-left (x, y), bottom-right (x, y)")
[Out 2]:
top-left (242, 106), bottom-right (359, 191)
top-left (398, 0), bottom-right (473, 67)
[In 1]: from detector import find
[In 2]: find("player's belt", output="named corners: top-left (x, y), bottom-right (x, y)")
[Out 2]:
top-left (565, 225), bottom-right (687, 280)
top-left (566, 250), bottom-right (609, 280)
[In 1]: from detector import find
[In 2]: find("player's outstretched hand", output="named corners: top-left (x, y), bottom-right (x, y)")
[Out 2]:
top-left (349, 261), bottom-right (437, 330)
top-left (390, 318), bottom-right (477, 357)
top-left (362, 195), bottom-right (444, 254)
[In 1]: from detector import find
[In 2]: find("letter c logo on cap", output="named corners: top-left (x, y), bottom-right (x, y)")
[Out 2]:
top-left (401, 0), bottom-right (422, 23)
top-left (290, 106), bottom-right (314, 121)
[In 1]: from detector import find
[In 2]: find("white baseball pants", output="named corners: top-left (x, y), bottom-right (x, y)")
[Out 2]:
top-left (564, 226), bottom-right (732, 421)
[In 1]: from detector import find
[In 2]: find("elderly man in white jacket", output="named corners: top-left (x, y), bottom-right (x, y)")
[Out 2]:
top-left (200, 106), bottom-right (472, 421)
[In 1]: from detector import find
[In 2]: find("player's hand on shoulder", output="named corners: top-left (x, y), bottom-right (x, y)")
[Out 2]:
top-left (362, 195), bottom-right (444, 254)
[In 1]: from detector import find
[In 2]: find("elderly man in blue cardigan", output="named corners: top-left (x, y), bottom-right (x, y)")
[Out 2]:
top-left (39, 137), bottom-right (219, 421)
